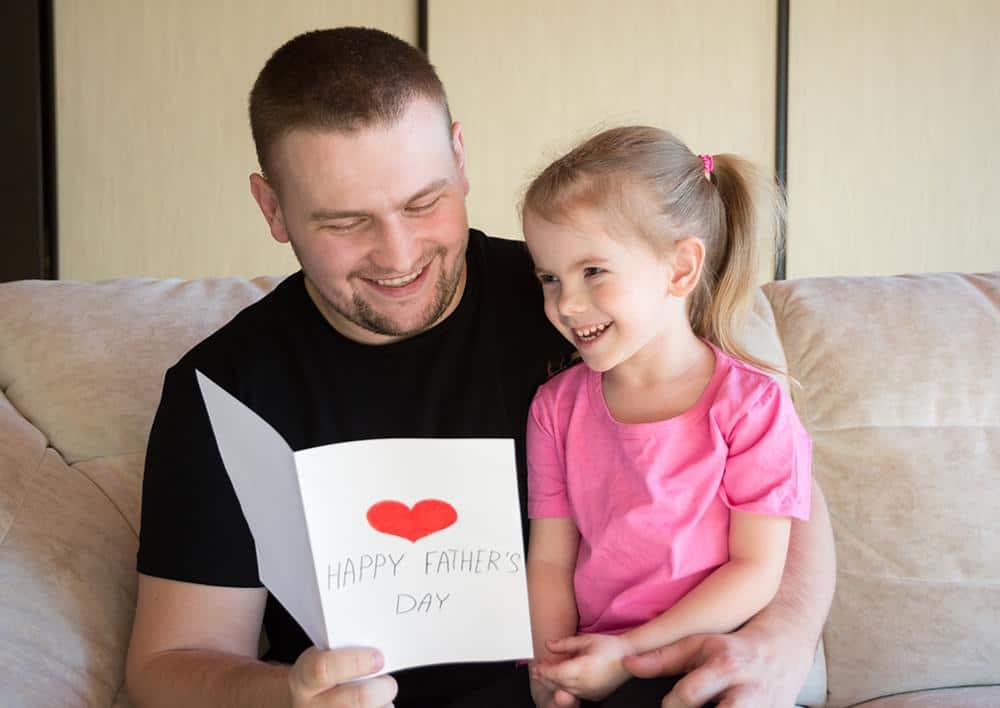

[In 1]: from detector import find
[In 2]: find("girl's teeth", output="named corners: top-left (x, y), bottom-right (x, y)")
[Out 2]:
top-left (575, 322), bottom-right (611, 339)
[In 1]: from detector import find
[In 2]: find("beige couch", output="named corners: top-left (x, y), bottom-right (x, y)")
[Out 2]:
top-left (1, 271), bottom-right (997, 707)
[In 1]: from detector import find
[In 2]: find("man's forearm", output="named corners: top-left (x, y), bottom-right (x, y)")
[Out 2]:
top-left (128, 650), bottom-right (291, 708)
top-left (749, 480), bottom-right (836, 646)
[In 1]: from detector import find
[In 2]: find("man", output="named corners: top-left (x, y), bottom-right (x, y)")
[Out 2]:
top-left (125, 27), bottom-right (834, 708)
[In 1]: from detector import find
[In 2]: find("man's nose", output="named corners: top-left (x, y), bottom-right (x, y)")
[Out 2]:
top-left (373, 218), bottom-right (420, 273)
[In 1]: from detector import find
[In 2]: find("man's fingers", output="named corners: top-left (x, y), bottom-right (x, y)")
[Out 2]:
top-left (659, 658), bottom-right (732, 708)
top-left (623, 635), bottom-right (705, 679)
top-left (323, 674), bottom-right (398, 708)
top-left (290, 646), bottom-right (384, 693)
top-left (714, 684), bottom-right (759, 708)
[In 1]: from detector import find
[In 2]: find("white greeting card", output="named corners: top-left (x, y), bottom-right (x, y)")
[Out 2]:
top-left (195, 370), bottom-right (533, 674)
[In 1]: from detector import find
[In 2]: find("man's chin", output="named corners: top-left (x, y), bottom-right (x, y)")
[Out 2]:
top-left (357, 308), bottom-right (443, 339)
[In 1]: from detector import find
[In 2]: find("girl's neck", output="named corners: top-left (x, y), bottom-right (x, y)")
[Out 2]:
top-left (603, 325), bottom-right (708, 391)
top-left (601, 326), bottom-right (716, 425)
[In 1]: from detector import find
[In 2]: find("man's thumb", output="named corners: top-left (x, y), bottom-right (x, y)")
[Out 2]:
top-left (623, 635), bottom-right (701, 678)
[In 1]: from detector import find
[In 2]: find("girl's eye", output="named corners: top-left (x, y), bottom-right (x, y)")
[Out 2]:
top-left (583, 267), bottom-right (605, 277)
top-left (407, 196), bottom-right (441, 214)
top-left (537, 273), bottom-right (558, 285)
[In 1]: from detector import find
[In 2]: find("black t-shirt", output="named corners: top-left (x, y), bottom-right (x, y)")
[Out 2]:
top-left (137, 230), bottom-right (573, 707)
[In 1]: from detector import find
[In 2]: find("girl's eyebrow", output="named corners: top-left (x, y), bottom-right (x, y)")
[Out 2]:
top-left (570, 256), bottom-right (608, 269)
top-left (534, 256), bottom-right (607, 276)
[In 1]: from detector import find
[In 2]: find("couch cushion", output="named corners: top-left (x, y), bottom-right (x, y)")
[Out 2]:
top-left (0, 446), bottom-right (136, 706)
top-left (0, 391), bottom-right (47, 543)
top-left (764, 272), bottom-right (1000, 707)
top-left (0, 277), bottom-right (282, 465)
top-left (853, 685), bottom-right (1000, 707)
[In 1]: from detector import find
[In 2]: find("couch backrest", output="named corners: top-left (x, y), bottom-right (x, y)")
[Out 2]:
top-left (765, 272), bottom-right (1000, 707)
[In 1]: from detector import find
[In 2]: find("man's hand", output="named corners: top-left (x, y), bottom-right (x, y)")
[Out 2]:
top-left (622, 622), bottom-right (815, 708)
top-left (532, 634), bottom-right (632, 701)
top-left (288, 647), bottom-right (397, 707)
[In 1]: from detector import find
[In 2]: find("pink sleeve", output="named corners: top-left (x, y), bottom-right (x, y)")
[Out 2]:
top-left (526, 391), bottom-right (571, 518)
top-left (720, 381), bottom-right (812, 520)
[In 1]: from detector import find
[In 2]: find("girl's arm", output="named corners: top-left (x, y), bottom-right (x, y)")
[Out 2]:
top-left (527, 517), bottom-right (580, 663)
top-left (621, 510), bottom-right (791, 655)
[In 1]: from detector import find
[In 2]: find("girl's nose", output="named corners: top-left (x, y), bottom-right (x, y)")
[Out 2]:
top-left (557, 289), bottom-right (588, 317)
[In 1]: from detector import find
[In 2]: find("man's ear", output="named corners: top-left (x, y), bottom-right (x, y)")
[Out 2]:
top-left (249, 173), bottom-right (291, 244)
top-left (668, 237), bottom-right (705, 297)
top-left (451, 121), bottom-right (470, 196)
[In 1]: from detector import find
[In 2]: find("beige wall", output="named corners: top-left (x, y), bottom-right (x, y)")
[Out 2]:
top-left (787, 0), bottom-right (1000, 277)
top-left (54, 2), bottom-right (998, 281)
top-left (431, 0), bottom-right (778, 279)
top-left (54, 1), bottom-right (415, 281)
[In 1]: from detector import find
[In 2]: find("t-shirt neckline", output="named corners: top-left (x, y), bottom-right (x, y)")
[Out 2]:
top-left (587, 341), bottom-right (728, 437)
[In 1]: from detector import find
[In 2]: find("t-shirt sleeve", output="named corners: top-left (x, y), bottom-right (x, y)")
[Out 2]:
top-left (526, 390), bottom-right (571, 519)
top-left (136, 363), bottom-right (263, 587)
top-left (720, 380), bottom-right (812, 521)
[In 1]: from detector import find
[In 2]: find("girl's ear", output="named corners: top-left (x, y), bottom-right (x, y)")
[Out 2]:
top-left (668, 237), bottom-right (705, 297)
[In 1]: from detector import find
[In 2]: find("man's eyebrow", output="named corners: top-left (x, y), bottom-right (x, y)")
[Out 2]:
top-left (308, 179), bottom-right (449, 222)
top-left (309, 208), bottom-right (368, 222)
top-left (404, 179), bottom-right (448, 204)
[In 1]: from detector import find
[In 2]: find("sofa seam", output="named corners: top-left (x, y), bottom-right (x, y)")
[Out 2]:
top-left (837, 569), bottom-right (1000, 587)
top-left (112, 678), bottom-right (129, 707)
top-left (844, 683), bottom-right (1000, 708)
top-left (0, 444), bottom-right (49, 547)
top-left (812, 423), bottom-right (1000, 433)
top-left (71, 461), bottom-right (140, 539)
top-left (69, 449), bottom-right (145, 466)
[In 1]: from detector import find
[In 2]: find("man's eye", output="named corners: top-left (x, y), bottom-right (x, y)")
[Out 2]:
top-left (583, 267), bottom-right (605, 277)
top-left (326, 220), bottom-right (364, 232)
top-left (407, 197), bottom-right (441, 214)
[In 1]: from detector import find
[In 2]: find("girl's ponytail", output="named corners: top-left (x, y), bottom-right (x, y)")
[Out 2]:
top-left (690, 153), bottom-right (786, 376)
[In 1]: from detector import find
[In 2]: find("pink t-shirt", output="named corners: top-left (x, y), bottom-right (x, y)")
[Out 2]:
top-left (527, 344), bottom-right (811, 635)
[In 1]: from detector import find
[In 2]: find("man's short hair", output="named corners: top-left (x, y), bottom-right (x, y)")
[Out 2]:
top-left (249, 27), bottom-right (451, 181)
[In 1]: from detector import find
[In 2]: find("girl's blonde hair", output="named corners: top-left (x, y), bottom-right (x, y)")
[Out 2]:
top-left (522, 126), bottom-right (786, 376)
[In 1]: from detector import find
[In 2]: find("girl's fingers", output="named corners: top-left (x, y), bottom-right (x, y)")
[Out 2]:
top-left (553, 688), bottom-right (580, 707)
top-left (547, 635), bottom-right (589, 654)
top-left (538, 656), bottom-right (583, 686)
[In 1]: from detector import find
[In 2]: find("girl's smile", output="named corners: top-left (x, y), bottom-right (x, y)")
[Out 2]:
top-left (572, 320), bottom-right (614, 345)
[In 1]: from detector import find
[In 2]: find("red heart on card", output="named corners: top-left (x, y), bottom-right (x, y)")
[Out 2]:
top-left (366, 499), bottom-right (458, 542)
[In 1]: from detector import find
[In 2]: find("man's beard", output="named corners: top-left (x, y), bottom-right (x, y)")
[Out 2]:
top-left (326, 247), bottom-right (465, 338)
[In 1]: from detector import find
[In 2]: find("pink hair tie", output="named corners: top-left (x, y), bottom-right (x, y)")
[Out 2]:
top-left (699, 153), bottom-right (714, 176)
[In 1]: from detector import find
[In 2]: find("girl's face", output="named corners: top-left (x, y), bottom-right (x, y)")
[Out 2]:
top-left (524, 206), bottom-right (685, 374)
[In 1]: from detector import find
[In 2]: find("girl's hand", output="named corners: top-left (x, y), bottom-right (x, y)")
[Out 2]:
top-left (529, 670), bottom-right (580, 708)
top-left (532, 634), bottom-right (632, 701)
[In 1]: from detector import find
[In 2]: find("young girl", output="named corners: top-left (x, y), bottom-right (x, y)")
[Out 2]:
top-left (522, 127), bottom-right (812, 708)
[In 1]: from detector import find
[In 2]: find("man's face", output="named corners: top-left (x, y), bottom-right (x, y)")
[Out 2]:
top-left (252, 98), bottom-right (471, 345)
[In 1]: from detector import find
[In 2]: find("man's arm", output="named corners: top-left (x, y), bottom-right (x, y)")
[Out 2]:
top-left (624, 479), bottom-right (836, 708)
top-left (125, 574), bottom-right (396, 708)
